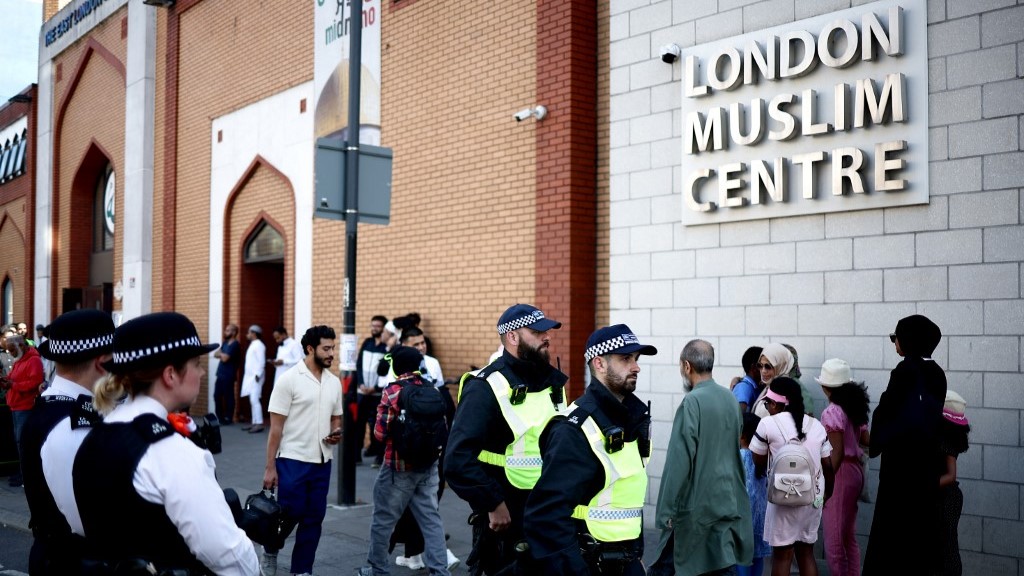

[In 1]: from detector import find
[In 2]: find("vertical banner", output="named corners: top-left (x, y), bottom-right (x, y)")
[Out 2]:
top-left (314, 0), bottom-right (381, 144)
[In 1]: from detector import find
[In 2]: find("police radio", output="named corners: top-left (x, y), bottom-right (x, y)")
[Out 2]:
top-left (550, 356), bottom-right (564, 408)
top-left (637, 401), bottom-right (652, 458)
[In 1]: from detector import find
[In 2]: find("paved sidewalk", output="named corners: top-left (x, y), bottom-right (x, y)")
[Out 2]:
top-left (0, 423), bottom-right (664, 575)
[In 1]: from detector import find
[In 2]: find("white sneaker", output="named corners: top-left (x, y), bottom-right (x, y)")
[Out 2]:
top-left (396, 554), bottom-right (425, 570)
top-left (260, 551), bottom-right (277, 576)
top-left (446, 549), bottom-right (461, 570)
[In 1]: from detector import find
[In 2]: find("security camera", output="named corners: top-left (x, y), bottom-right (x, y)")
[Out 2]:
top-left (660, 43), bottom-right (681, 64)
top-left (513, 106), bottom-right (547, 122)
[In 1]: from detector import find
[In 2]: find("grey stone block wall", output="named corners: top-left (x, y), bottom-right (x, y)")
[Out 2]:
top-left (610, 0), bottom-right (1024, 570)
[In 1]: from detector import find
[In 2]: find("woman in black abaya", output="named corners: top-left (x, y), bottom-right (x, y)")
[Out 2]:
top-left (863, 314), bottom-right (947, 575)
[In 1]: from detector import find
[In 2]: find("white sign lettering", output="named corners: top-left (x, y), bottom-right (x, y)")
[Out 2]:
top-left (678, 0), bottom-right (928, 226)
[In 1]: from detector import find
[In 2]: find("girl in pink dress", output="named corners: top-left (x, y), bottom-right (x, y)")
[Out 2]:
top-left (815, 359), bottom-right (871, 576)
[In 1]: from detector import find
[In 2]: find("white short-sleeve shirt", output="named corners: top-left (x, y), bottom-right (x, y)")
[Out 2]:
top-left (40, 375), bottom-right (93, 536)
top-left (268, 361), bottom-right (344, 463)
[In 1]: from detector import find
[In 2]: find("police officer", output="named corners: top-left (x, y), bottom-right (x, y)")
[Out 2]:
top-left (523, 325), bottom-right (656, 576)
top-left (73, 312), bottom-right (259, 575)
top-left (20, 309), bottom-right (114, 574)
top-left (445, 304), bottom-right (568, 575)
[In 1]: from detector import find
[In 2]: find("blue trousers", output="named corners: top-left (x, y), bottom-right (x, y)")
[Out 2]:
top-left (366, 463), bottom-right (450, 576)
top-left (268, 457), bottom-right (332, 574)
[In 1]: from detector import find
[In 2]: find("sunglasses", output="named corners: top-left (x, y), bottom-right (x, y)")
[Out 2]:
top-left (889, 333), bottom-right (897, 343)
top-left (756, 363), bottom-right (775, 370)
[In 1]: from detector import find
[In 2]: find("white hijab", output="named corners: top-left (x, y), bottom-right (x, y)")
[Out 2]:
top-left (753, 343), bottom-right (795, 418)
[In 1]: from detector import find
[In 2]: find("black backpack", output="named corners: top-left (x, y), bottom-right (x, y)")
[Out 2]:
top-left (393, 380), bottom-right (449, 470)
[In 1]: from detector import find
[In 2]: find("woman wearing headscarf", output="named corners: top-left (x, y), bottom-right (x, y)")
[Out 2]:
top-left (863, 314), bottom-right (946, 576)
top-left (752, 343), bottom-right (794, 419)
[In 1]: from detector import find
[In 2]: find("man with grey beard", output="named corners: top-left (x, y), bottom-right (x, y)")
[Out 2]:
top-left (650, 339), bottom-right (753, 576)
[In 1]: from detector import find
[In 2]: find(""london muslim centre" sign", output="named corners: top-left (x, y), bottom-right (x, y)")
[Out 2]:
top-left (679, 0), bottom-right (928, 225)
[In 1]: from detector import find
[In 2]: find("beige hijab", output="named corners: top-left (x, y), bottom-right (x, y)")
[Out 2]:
top-left (752, 343), bottom-right (795, 418)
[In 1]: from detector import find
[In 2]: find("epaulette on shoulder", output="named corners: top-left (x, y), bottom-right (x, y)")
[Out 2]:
top-left (131, 413), bottom-right (176, 443)
top-left (562, 404), bottom-right (594, 428)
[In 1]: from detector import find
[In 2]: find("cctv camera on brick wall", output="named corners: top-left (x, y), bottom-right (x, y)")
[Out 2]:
top-left (514, 108), bottom-right (533, 122)
top-left (660, 43), bottom-right (681, 64)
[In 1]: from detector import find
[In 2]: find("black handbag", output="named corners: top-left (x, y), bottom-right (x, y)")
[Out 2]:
top-left (241, 489), bottom-right (286, 548)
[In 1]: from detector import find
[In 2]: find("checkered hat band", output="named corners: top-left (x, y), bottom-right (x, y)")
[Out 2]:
top-left (47, 334), bottom-right (114, 355)
top-left (585, 336), bottom-right (628, 361)
top-left (497, 311), bottom-right (547, 335)
top-left (587, 508), bottom-right (643, 521)
top-left (112, 335), bottom-right (202, 365)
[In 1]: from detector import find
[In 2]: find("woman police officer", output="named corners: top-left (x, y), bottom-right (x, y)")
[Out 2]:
top-left (72, 312), bottom-right (259, 575)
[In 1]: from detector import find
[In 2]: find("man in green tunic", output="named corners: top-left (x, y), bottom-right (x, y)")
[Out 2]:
top-left (650, 339), bottom-right (753, 576)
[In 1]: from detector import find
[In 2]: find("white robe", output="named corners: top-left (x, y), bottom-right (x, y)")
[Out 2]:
top-left (240, 339), bottom-right (265, 398)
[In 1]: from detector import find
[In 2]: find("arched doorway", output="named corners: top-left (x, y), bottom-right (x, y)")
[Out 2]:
top-left (238, 218), bottom-right (285, 422)
top-left (221, 158), bottom-right (295, 424)
top-left (63, 147), bottom-right (115, 314)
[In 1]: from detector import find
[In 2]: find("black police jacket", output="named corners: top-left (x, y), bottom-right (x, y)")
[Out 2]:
top-left (523, 381), bottom-right (651, 575)
top-left (444, 350), bottom-right (568, 529)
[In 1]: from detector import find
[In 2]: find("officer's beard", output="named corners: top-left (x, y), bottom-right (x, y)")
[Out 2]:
top-left (516, 340), bottom-right (550, 369)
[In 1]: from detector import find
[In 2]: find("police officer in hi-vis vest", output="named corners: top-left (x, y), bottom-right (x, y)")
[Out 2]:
top-left (445, 304), bottom-right (568, 575)
top-left (523, 325), bottom-right (656, 576)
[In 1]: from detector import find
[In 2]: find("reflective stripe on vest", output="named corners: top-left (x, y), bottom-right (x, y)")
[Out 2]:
top-left (476, 370), bottom-right (563, 489)
top-left (568, 408), bottom-right (647, 543)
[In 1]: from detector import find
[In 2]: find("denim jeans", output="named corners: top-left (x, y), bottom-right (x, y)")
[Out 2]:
top-left (267, 457), bottom-right (332, 574)
top-left (366, 463), bottom-right (450, 576)
top-left (11, 409), bottom-right (30, 479)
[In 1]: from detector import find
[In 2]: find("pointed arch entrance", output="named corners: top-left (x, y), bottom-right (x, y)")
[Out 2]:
top-left (62, 142), bottom-right (115, 313)
top-left (222, 158), bottom-right (295, 423)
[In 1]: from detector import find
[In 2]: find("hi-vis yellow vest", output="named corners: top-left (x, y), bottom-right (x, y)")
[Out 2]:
top-left (569, 405), bottom-right (648, 543)
top-left (463, 370), bottom-right (564, 489)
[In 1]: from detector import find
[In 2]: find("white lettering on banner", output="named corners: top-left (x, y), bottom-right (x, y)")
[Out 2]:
top-left (676, 0), bottom-right (928, 225)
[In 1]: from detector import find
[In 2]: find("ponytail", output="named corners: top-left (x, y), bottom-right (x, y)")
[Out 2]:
top-left (92, 374), bottom-right (128, 415)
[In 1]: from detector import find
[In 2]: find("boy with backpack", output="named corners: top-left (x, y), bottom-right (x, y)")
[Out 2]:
top-left (359, 345), bottom-right (451, 576)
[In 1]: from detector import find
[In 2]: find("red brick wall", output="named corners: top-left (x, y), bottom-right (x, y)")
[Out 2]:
top-left (0, 85), bottom-right (37, 328)
top-left (52, 16), bottom-right (127, 318)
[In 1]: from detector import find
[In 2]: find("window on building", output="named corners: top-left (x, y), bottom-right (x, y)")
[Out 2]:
top-left (13, 130), bottom-right (27, 177)
top-left (244, 221), bottom-right (285, 263)
top-left (0, 139), bottom-right (11, 182)
top-left (1, 278), bottom-right (12, 328)
top-left (94, 167), bottom-right (115, 252)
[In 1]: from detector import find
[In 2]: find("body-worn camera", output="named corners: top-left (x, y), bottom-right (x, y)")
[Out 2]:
top-left (192, 414), bottom-right (222, 454)
top-left (510, 383), bottom-right (528, 405)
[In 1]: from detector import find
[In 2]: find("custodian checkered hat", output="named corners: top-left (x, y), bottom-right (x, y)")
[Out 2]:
top-left (38, 309), bottom-right (116, 364)
top-left (584, 324), bottom-right (658, 362)
top-left (102, 312), bottom-right (219, 374)
top-left (496, 304), bottom-right (561, 335)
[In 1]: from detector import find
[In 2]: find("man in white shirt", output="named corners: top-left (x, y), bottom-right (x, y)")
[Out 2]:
top-left (241, 325), bottom-right (266, 433)
top-left (270, 326), bottom-right (304, 384)
top-left (19, 309), bottom-right (115, 573)
top-left (261, 325), bottom-right (343, 576)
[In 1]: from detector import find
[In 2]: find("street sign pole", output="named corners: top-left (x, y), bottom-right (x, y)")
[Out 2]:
top-left (339, 0), bottom-right (363, 506)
